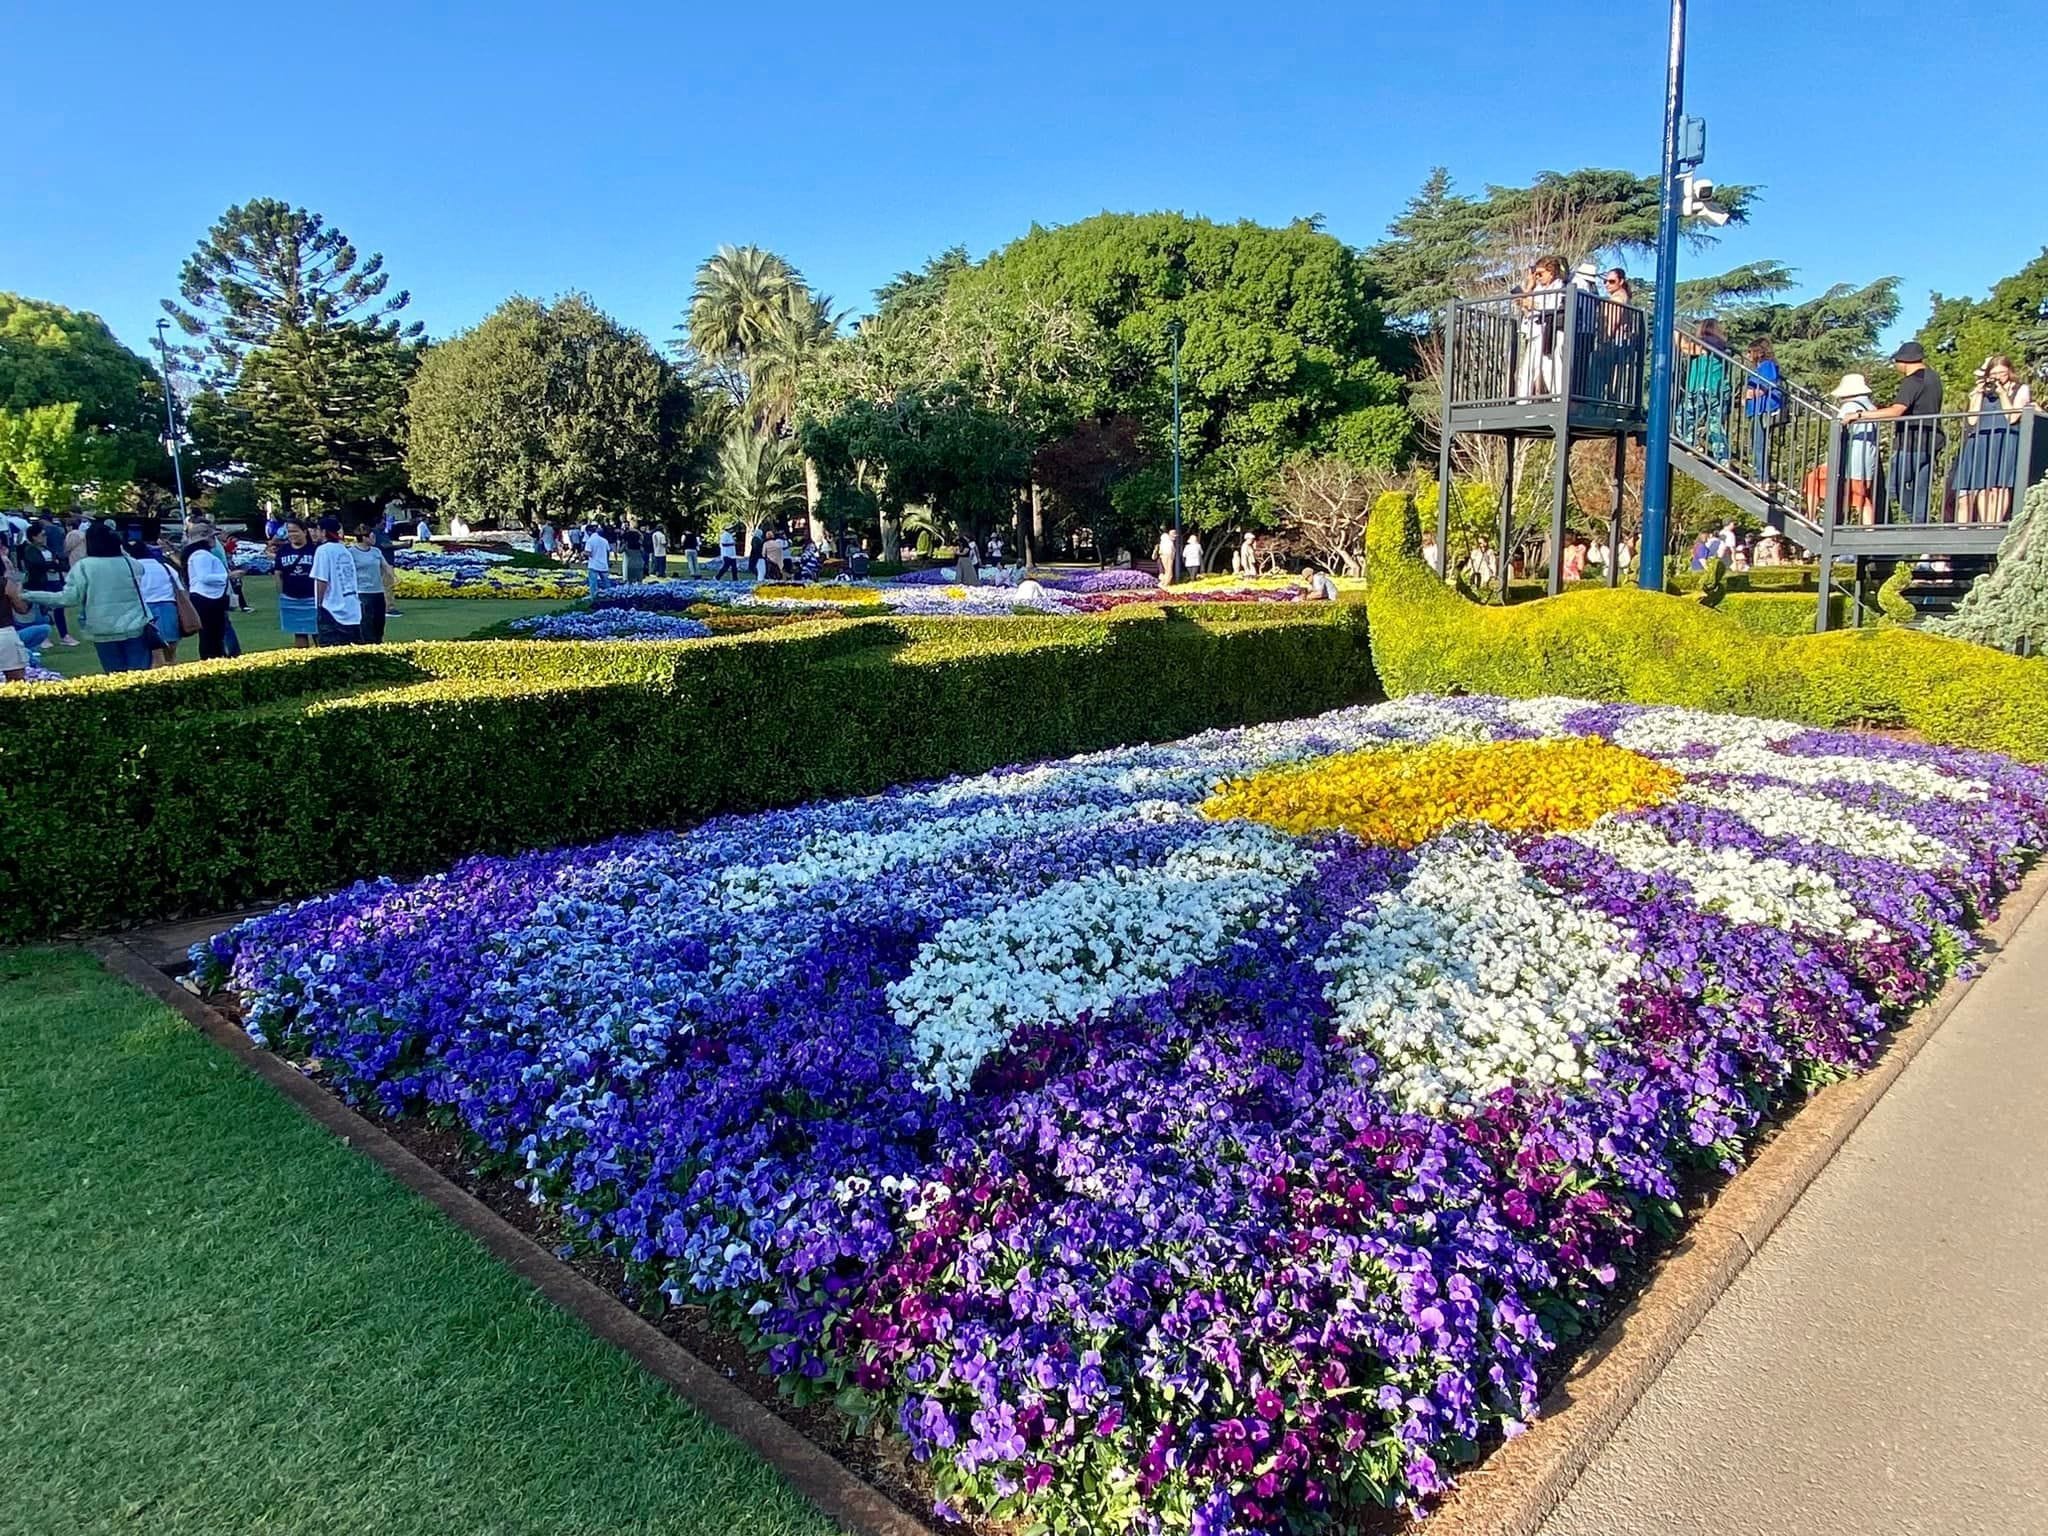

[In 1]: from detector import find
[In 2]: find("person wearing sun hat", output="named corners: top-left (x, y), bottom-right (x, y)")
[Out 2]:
top-left (1829, 372), bottom-right (1882, 525)
top-left (1842, 342), bottom-right (1945, 524)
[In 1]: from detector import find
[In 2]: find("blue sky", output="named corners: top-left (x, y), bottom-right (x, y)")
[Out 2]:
top-left (4, 0), bottom-right (2039, 360)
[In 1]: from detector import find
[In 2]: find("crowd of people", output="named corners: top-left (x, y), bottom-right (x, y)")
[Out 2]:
top-left (538, 519), bottom-right (873, 591)
top-left (1502, 255), bottom-right (2040, 531)
top-left (0, 507), bottom-right (404, 680)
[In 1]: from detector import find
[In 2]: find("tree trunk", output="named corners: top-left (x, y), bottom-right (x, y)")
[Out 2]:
top-left (803, 457), bottom-right (826, 543)
top-left (880, 510), bottom-right (901, 564)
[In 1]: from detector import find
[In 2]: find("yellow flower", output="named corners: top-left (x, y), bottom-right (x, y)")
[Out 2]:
top-left (1202, 738), bottom-right (1680, 848)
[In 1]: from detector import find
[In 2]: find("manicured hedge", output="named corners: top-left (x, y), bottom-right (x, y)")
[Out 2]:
top-left (0, 604), bottom-right (1372, 940)
top-left (1365, 493), bottom-right (2048, 760)
top-left (1718, 591), bottom-right (1848, 635)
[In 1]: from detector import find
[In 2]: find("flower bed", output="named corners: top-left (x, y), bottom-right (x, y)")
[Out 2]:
top-left (507, 609), bottom-right (715, 642)
top-left (392, 547), bottom-right (516, 574)
top-left (1036, 569), bottom-right (1163, 594)
top-left (198, 696), bottom-right (2046, 1534)
top-left (392, 564), bottom-right (587, 600)
top-left (593, 578), bottom-right (760, 612)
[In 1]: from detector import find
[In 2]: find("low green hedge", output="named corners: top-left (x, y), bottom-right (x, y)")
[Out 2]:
top-left (1718, 592), bottom-right (1848, 636)
top-left (1364, 494), bottom-right (2048, 761)
top-left (0, 604), bottom-right (1373, 940)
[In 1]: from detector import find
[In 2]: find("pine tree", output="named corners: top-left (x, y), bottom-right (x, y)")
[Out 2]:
top-left (163, 199), bottom-right (422, 512)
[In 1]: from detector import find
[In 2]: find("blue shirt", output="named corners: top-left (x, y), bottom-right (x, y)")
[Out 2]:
top-left (1746, 360), bottom-right (1784, 417)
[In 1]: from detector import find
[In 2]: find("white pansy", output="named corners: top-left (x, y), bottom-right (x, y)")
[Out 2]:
top-left (1676, 780), bottom-right (1957, 870)
top-left (1317, 837), bottom-right (1638, 1116)
top-left (893, 824), bottom-right (1316, 1097)
top-left (1576, 818), bottom-right (1879, 941)
top-left (1612, 708), bottom-right (1989, 802)
top-left (1494, 695), bottom-right (1608, 738)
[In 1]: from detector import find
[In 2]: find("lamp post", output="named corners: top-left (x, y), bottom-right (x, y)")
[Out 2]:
top-left (1166, 317), bottom-right (1185, 581)
top-left (1638, 0), bottom-right (1686, 591)
top-left (153, 319), bottom-right (190, 525)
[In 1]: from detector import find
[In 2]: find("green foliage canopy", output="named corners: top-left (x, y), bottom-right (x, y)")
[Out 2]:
top-left (407, 294), bottom-right (689, 529)
top-left (934, 212), bottom-right (1408, 533)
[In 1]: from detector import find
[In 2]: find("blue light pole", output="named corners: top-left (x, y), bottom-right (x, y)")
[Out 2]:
top-left (1638, 0), bottom-right (1686, 590)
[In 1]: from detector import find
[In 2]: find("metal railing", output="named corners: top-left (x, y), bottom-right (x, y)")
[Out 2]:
top-left (1822, 402), bottom-right (2040, 528)
top-left (1665, 321), bottom-right (1837, 523)
top-left (1445, 291), bottom-right (1646, 415)
top-left (1662, 325), bottom-right (2043, 531)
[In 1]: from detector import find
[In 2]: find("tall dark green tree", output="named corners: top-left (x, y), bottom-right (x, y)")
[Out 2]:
top-left (163, 199), bottom-right (421, 512)
top-left (407, 294), bottom-right (691, 530)
top-left (1367, 167), bottom-right (1757, 330)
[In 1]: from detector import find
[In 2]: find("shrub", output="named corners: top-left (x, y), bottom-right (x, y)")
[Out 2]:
top-left (1364, 491), bottom-right (2048, 761)
top-left (0, 606), bottom-right (1373, 939)
top-left (1719, 592), bottom-right (1848, 636)
top-left (1876, 561), bottom-right (1917, 625)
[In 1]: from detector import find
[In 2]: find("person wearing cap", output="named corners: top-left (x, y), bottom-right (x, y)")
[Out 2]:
top-left (310, 515), bottom-right (362, 646)
top-left (1828, 374), bottom-right (1882, 525)
top-left (1843, 343), bottom-right (1945, 524)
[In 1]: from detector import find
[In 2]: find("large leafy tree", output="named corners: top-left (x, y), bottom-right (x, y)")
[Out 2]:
top-left (803, 385), bottom-right (1034, 559)
top-left (1916, 248), bottom-right (2048, 400)
top-left (163, 198), bottom-right (421, 512)
top-left (929, 212), bottom-right (1409, 536)
top-left (407, 294), bottom-right (690, 529)
top-left (0, 292), bottom-right (167, 493)
top-left (0, 403), bottom-right (92, 510)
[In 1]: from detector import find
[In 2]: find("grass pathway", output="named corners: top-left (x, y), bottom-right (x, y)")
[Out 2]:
top-left (0, 948), bottom-right (832, 1536)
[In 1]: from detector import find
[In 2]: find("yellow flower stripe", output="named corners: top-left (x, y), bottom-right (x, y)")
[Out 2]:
top-left (1202, 738), bottom-right (1681, 848)
top-left (753, 584), bottom-right (886, 605)
top-left (393, 568), bottom-right (587, 600)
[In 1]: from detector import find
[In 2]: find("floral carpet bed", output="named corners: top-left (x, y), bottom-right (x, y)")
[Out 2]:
top-left (196, 697), bottom-right (2048, 1534)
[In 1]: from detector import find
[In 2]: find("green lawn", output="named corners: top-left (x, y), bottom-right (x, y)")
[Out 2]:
top-left (34, 573), bottom-right (573, 679)
top-left (0, 949), bottom-right (832, 1536)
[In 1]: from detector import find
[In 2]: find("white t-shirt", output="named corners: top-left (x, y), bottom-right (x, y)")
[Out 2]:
top-left (650, 529), bottom-right (667, 557)
top-left (719, 530), bottom-right (737, 558)
top-left (415, 520), bottom-right (431, 542)
top-left (311, 539), bottom-right (362, 624)
top-left (186, 547), bottom-right (229, 600)
top-left (1183, 536), bottom-right (1203, 569)
top-left (585, 531), bottom-right (611, 572)
top-left (134, 556), bottom-right (176, 604)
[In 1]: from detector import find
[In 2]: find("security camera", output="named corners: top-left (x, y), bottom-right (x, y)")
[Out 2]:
top-left (1681, 175), bottom-right (1733, 225)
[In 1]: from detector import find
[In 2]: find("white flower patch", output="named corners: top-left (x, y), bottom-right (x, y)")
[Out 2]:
top-left (1317, 837), bottom-right (1638, 1116)
top-left (1611, 709), bottom-right (1990, 802)
top-left (715, 799), bottom-right (1164, 914)
top-left (893, 824), bottom-right (1316, 1098)
top-left (1677, 781), bottom-right (1957, 870)
top-left (1576, 819), bottom-right (1879, 942)
top-left (1495, 695), bottom-right (1611, 738)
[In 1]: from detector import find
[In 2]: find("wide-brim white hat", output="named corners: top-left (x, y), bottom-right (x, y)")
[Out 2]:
top-left (1831, 373), bottom-right (1872, 398)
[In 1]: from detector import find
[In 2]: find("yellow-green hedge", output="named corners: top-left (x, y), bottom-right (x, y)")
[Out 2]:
top-left (1364, 493), bottom-right (2048, 760)
top-left (0, 604), bottom-right (1373, 939)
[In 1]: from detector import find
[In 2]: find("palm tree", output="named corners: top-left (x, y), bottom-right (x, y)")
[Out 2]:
top-left (709, 424), bottom-right (805, 547)
top-left (750, 287), bottom-right (841, 434)
top-left (681, 245), bottom-right (798, 407)
top-left (751, 288), bottom-right (845, 540)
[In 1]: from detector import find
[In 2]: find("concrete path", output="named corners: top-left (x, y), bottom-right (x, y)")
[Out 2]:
top-left (1540, 912), bottom-right (2048, 1536)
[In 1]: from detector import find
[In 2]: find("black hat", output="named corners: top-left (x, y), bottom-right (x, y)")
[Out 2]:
top-left (318, 514), bottom-right (343, 533)
top-left (1891, 341), bottom-right (1926, 364)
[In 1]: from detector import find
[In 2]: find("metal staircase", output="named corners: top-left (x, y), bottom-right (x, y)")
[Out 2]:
top-left (1435, 293), bottom-right (2041, 632)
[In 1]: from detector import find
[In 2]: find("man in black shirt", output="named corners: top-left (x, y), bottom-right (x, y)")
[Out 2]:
top-left (1850, 342), bottom-right (1945, 524)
